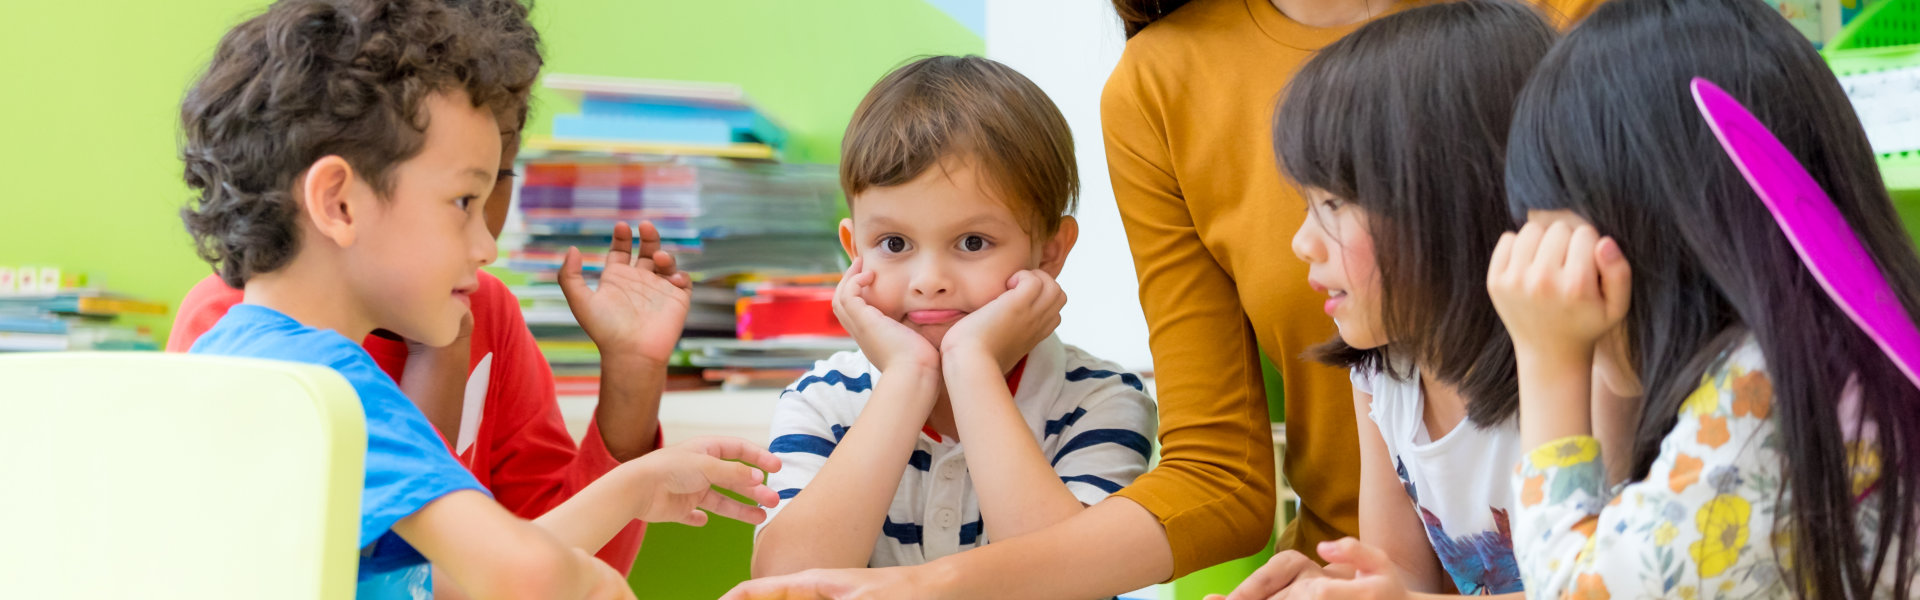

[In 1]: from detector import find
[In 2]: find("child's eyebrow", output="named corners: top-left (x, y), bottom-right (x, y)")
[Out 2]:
top-left (462, 167), bottom-right (494, 183)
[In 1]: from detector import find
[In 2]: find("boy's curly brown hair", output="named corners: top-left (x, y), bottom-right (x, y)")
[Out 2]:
top-left (179, 0), bottom-right (542, 288)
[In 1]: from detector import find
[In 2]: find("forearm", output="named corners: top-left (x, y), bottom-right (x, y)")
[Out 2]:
top-left (944, 353), bottom-right (1085, 541)
top-left (1514, 345), bottom-right (1595, 450)
top-left (924, 496), bottom-right (1173, 599)
top-left (1589, 374), bottom-right (1641, 488)
top-left (594, 352), bottom-right (664, 461)
top-left (752, 369), bottom-right (939, 576)
top-left (397, 491), bottom-right (596, 599)
top-left (531, 462), bottom-right (650, 554)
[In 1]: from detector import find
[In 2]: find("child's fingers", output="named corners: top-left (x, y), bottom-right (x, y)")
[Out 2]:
top-left (606, 221), bottom-right (635, 268)
top-left (636, 220), bottom-right (663, 262)
top-left (668, 272), bottom-right (693, 290)
top-left (1488, 231), bottom-right (1517, 281)
top-left (698, 489), bottom-right (772, 525)
top-left (832, 261), bottom-right (864, 317)
top-left (1597, 237), bottom-right (1633, 322)
top-left (1224, 550), bottom-right (1320, 600)
top-left (676, 508), bottom-right (710, 528)
top-left (651, 249), bottom-right (681, 279)
top-left (1508, 222), bottom-right (1547, 275)
top-left (1527, 221), bottom-right (1574, 280)
top-left (557, 246), bottom-right (590, 305)
top-left (687, 436), bottom-right (785, 474)
top-left (1036, 271), bottom-right (1067, 314)
top-left (1317, 538), bottom-right (1391, 576)
top-left (1563, 225), bottom-right (1601, 295)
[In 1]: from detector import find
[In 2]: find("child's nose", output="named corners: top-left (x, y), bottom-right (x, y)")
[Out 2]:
top-left (910, 259), bottom-right (952, 297)
top-left (469, 218), bottom-right (497, 268)
top-left (1291, 219), bottom-right (1323, 263)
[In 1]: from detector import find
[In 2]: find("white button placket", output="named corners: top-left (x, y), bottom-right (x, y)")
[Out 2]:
top-left (924, 452), bottom-right (963, 559)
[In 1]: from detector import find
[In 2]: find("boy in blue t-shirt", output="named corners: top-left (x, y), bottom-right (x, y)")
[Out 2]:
top-left (177, 1), bottom-right (780, 597)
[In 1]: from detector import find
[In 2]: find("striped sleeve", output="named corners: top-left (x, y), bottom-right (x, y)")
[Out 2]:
top-left (1049, 366), bottom-right (1159, 506)
top-left (755, 357), bottom-right (871, 539)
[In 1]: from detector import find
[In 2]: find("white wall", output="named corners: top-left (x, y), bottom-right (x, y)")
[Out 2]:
top-left (986, 0), bottom-right (1153, 372)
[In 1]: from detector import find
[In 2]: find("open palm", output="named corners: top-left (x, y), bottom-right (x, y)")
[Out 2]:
top-left (558, 221), bottom-right (694, 363)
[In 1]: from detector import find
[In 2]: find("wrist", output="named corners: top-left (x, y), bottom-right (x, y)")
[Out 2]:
top-left (599, 348), bottom-right (670, 372)
top-left (1512, 339), bottom-right (1595, 370)
top-left (940, 349), bottom-right (1000, 379)
top-left (915, 559), bottom-right (964, 600)
top-left (880, 351), bottom-right (941, 378)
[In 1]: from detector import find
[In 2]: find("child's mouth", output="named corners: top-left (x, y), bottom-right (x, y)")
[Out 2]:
top-left (906, 310), bottom-right (965, 325)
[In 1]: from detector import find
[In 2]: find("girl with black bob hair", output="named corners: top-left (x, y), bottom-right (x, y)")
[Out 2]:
top-left (1219, 1), bottom-right (1558, 597)
top-left (1489, 0), bottom-right (1920, 595)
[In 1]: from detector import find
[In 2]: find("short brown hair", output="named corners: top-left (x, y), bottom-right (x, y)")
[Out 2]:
top-left (840, 55), bottom-right (1078, 235)
top-left (179, 0), bottom-right (541, 288)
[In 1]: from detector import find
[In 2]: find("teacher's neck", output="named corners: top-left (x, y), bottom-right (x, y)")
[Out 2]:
top-left (1270, 0), bottom-right (1385, 28)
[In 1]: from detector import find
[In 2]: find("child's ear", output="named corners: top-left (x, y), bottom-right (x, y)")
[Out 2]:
top-left (300, 155), bottom-right (363, 248)
top-left (1038, 216), bottom-right (1079, 278)
top-left (838, 218), bottom-right (859, 261)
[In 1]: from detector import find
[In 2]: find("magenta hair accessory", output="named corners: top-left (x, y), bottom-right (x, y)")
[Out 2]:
top-left (1691, 77), bottom-right (1920, 391)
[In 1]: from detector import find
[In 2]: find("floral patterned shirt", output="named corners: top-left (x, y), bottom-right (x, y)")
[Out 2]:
top-left (1512, 338), bottom-right (1905, 599)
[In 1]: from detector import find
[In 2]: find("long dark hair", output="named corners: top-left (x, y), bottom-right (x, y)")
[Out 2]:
top-left (1506, 0), bottom-right (1920, 595)
top-left (1273, 0), bottom-right (1556, 427)
top-left (1111, 0), bottom-right (1193, 38)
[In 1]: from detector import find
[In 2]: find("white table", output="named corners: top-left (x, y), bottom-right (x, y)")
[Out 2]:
top-left (560, 387), bottom-right (783, 447)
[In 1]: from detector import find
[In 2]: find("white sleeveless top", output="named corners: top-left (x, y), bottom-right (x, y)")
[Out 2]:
top-left (1353, 364), bottom-right (1525, 594)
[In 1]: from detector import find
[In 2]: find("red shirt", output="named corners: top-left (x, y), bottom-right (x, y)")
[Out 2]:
top-left (168, 271), bottom-right (649, 573)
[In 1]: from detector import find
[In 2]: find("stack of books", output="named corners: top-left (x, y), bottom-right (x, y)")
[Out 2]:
top-left (502, 76), bottom-right (856, 392)
top-left (0, 272), bottom-right (165, 352)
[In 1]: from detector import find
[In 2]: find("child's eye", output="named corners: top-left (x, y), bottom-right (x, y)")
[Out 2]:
top-left (880, 235), bottom-right (909, 253)
top-left (959, 235), bottom-right (990, 252)
top-left (456, 195), bottom-right (477, 211)
top-left (1319, 197), bottom-right (1343, 212)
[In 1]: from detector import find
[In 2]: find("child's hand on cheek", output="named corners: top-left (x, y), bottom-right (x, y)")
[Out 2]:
top-left (559, 221), bottom-right (693, 366)
top-left (942, 270), bottom-right (1066, 374)
top-left (834, 257), bottom-right (940, 376)
top-left (1486, 221), bottom-right (1632, 361)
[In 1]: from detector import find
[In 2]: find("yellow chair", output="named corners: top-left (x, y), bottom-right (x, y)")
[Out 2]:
top-left (0, 353), bottom-right (365, 599)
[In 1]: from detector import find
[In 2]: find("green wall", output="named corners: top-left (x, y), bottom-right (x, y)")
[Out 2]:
top-left (0, 0), bottom-right (981, 341)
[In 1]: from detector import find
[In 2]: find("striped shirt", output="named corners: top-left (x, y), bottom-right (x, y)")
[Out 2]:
top-left (756, 335), bottom-right (1158, 567)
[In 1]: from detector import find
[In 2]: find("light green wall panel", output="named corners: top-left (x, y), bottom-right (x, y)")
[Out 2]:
top-left (0, 0), bottom-right (981, 341)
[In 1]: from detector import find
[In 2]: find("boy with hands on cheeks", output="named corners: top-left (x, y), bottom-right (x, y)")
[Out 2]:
top-left (746, 56), bottom-right (1157, 580)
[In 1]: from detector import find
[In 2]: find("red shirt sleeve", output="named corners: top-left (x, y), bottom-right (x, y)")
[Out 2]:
top-left (471, 273), bottom-right (649, 574)
top-left (165, 274), bottom-right (245, 352)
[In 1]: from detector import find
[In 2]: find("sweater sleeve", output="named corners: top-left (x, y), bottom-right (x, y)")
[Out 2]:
top-left (1100, 52), bottom-right (1278, 579)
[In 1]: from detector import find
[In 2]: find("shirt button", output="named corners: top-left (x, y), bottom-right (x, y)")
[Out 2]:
top-left (941, 464), bottom-right (962, 481)
top-left (936, 509), bottom-right (957, 529)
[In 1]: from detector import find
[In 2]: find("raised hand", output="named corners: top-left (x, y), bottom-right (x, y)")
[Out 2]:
top-left (558, 221), bottom-right (692, 364)
top-left (941, 270), bottom-right (1066, 374)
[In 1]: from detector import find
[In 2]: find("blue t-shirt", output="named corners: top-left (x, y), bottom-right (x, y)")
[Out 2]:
top-left (189, 304), bottom-right (485, 598)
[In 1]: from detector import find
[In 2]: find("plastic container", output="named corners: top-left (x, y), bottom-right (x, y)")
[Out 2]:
top-left (1823, 0), bottom-right (1920, 224)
